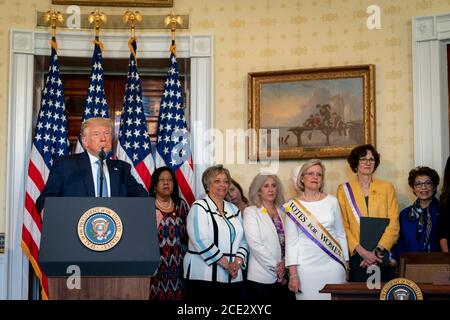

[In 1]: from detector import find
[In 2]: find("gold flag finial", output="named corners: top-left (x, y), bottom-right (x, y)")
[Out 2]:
top-left (164, 12), bottom-right (183, 43)
top-left (88, 10), bottom-right (107, 38)
top-left (44, 9), bottom-right (64, 38)
top-left (123, 10), bottom-right (142, 40)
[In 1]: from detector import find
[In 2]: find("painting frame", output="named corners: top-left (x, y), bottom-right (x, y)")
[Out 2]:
top-left (51, 0), bottom-right (173, 7)
top-left (248, 64), bottom-right (375, 161)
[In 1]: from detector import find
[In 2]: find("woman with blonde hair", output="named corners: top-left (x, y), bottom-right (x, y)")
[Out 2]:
top-left (285, 159), bottom-right (349, 300)
top-left (243, 173), bottom-right (293, 300)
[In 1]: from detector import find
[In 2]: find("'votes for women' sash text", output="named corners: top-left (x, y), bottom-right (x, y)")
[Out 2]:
top-left (285, 199), bottom-right (347, 270)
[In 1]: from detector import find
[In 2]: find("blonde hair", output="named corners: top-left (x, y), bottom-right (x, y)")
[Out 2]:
top-left (80, 117), bottom-right (113, 137)
top-left (248, 173), bottom-right (285, 207)
top-left (296, 159), bottom-right (326, 192)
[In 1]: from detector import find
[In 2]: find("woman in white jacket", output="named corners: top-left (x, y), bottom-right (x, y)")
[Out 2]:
top-left (243, 173), bottom-right (294, 301)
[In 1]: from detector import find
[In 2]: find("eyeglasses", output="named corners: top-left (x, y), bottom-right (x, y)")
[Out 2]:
top-left (413, 180), bottom-right (433, 188)
top-left (359, 158), bottom-right (375, 164)
top-left (303, 172), bottom-right (323, 178)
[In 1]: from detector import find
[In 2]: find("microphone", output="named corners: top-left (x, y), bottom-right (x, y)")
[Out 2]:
top-left (98, 147), bottom-right (106, 161)
top-left (98, 147), bottom-right (106, 197)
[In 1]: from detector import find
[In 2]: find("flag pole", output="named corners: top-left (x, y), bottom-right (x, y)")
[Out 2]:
top-left (123, 10), bottom-right (142, 41)
top-left (123, 10), bottom-right (142, 63)
top-left (43, 9), bottom-right (63, 47)
top-left (88, 9), bottom-right (107, 45)
top-left (164, 12), bottom-right (183, 54)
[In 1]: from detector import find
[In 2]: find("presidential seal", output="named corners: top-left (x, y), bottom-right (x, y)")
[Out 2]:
top-left (77, 207), bottom-right (123, 251)
top-left (380, 278), bottom-right (423, 300)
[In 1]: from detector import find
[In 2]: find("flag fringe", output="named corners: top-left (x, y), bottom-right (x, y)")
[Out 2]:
top-left (21, 241), bottom-right (49, 300)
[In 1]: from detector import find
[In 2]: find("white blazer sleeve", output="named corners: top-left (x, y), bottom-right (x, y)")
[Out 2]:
top-left (187, 202), bottom-right (223, 265)
top-left (243, 207), bottom-right (279, 270)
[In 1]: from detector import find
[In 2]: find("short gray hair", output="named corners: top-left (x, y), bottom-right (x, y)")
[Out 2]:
top-left (202, 164), bottom-right (231, 193)
top-left (296, 159), bottom-right (326, 192)
top-left (80, 117), bottom-right (113, 137)
top-left (248, 173), bottom-right (285, 207)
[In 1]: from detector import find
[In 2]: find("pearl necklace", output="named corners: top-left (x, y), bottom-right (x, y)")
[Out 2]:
top-left (156, 198), bottom-right (173, 211)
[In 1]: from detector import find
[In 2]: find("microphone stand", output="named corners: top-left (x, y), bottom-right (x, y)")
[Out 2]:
top-left (98, 147), bottom-right (106, 198)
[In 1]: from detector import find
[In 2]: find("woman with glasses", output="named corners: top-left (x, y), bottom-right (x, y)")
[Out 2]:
top-left (393, 167), bottom-right (441, 261)
top-left (285, 159), bottom-right (349, 299)
top-left (336, 144), bottom-right (399, 282)
top-left (148, 166), bottom-right (189, 300)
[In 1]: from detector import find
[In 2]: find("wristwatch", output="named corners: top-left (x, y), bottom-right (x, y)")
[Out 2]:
top-left (374, 247), bottom-right (384, 257)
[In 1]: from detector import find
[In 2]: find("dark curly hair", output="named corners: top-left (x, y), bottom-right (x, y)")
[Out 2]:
top-left (408, 166), bottom-right (440, 192)
top-left (149, 166), bottom-right (181, 203)
top-left (347, 144), bottom-right (380, 173)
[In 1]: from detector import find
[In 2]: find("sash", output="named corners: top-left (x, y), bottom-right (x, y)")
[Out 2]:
top-left (285, 199), bottom-right (347, 270)
top-left (342, 182), bottom-right (362, 225)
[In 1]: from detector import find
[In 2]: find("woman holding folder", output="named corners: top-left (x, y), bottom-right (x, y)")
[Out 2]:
top-left (337, 144), bottom-right (400, 282)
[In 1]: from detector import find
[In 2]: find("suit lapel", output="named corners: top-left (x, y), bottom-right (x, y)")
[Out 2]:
top-left (107, 159), bottom-right (120, 197)
top-left (78, 152), bottom-right (95, 197)
top-left (259, 207), bottom-right (278, 238)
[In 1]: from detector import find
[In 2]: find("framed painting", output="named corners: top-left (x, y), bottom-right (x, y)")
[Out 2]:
top-left (248, 65), bottom-right (375, 160)
top-left (51, 0), bottom-right (173, 7)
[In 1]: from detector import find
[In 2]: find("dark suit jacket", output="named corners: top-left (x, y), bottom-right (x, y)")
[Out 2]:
top-left (36, 151), bottom-right (148, 213)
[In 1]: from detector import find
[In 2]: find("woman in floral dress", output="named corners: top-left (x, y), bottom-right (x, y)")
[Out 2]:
top-left (149, 166), bottom-right (189, 300)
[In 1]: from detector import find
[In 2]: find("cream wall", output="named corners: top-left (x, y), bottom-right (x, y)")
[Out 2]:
top-left (1, 0), bottom-right (450, 233)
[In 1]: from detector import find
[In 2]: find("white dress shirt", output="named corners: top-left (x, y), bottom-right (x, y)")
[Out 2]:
top-left (87, 151), bottom-right (111, 197)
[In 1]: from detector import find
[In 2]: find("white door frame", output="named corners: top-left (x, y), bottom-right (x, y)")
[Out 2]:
top-left (5, 29), bottom-right (213, 299)
top-left (413, 13), bottom-right (450, 174)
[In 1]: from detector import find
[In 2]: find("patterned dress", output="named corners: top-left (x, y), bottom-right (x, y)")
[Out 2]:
top-left (149, 199), bottom-right (189, 300)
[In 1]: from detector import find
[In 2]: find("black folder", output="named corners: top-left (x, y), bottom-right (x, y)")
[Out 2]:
top-left (360, 216), bottom-right (389, 250)
top-left (360, 216), bottom-right (390, 266)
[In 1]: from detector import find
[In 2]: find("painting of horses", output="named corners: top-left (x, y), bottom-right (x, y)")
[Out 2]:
top-left (248, 65), bottom-right (375, 160)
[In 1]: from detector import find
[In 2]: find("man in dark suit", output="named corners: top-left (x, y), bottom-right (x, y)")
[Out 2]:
top-left (36, 117), bottom-right (148, 215)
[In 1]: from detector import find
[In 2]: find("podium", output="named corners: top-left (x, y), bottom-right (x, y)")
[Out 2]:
top-left (39, 197), bottom-right (159, 300)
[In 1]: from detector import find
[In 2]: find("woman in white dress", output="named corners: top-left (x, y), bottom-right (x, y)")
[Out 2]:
top-left (285, 159), bottom-right (349, 300)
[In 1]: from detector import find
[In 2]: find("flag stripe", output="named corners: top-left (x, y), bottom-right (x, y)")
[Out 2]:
top-left (155, 50), bottom-right (195, 205)
top-left (21, 41), bottom-right (69, 300)
top-left (174, 166), bottom-right (195, 205)
top-left (27, 160), bottom-right (46, 192)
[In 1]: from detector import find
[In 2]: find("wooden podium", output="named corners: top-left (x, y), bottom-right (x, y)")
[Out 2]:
top-left (39, 197), bottom-right (159, 300)
top-left (48, 277), bottom-right (151, 300)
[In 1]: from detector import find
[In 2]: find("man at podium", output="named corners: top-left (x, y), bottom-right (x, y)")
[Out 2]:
top-left (36, 117), bottom-right (148, 215)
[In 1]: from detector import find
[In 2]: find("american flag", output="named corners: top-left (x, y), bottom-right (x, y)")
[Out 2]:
top-left (75, 39), bottom-right (109, 153)
top-left (21, 38), bottom-right (69, 300)
top-left (155, 46), bottom-right (195, 205)
top-left (116, 39), bottom-right (154, 190)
